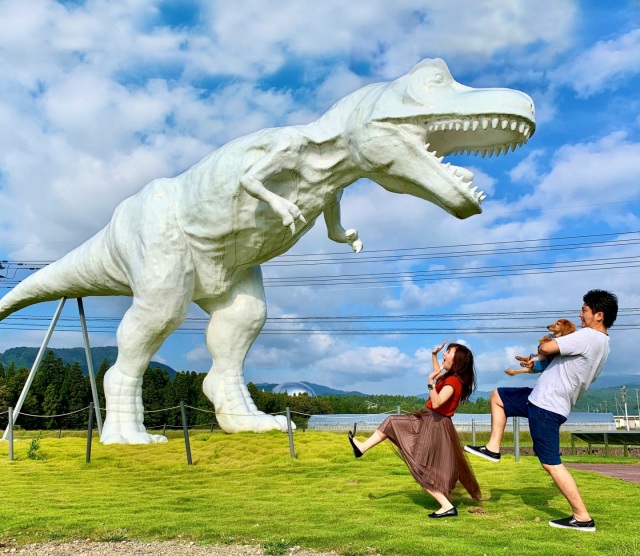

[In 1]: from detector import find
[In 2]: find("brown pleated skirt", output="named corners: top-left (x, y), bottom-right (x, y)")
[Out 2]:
top-left (378, 408), bottom-right (481, 500)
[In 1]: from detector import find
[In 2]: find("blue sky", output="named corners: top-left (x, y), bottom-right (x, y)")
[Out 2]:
top-left (1, 0), bottom-right (640, 396)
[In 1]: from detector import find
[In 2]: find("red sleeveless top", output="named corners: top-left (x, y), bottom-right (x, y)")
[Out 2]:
top-left (426, 375), bottom-right (463, 417)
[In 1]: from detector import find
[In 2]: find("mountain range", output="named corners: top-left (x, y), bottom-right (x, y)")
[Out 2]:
top-left (254, 382), bottom-right (366, 396)
top-left (0, 346), bottom-right (177, 377)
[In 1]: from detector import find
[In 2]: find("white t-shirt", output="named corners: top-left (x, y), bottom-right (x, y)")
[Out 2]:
top-left (527, 327), bottom-right (610, 417)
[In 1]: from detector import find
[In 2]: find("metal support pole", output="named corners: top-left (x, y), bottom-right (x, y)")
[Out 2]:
top-left (513, 416), bottom-right (520, 462)
top-left (86, 402), bottom-right (94, 463)
top-left (286, 406), bottom-right (295, 459)
top-left (471, 419), bottom-right (476, 446)
top-left (8, 407), bottom-right (14, 461)
top-left (2, 297), bottom-right (66, 440)
top-left (624, 402), bottom-right (630, 431)
top-left (78, 298), bottom-right (103, 436)
top-left (180, 401), bottom-right (192, 465)
top-left (397, 405), bottom-right (401, 415)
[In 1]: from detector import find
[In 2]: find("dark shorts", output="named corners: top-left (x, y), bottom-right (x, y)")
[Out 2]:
top-left (497, 387), bottom-right (567, 466)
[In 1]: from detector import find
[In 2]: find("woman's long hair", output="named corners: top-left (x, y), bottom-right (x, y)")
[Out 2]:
top-left (445, 343), bottom-right (476, 403)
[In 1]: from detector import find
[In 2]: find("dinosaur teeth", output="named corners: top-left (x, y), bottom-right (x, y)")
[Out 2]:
top-left (479, 193), bottom-right (486, 203)
top-left (423, 116), bottom-right (532, 162)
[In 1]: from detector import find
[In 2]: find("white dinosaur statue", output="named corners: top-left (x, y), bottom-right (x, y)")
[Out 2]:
top-left (0, 58), bottom-right (535, 443)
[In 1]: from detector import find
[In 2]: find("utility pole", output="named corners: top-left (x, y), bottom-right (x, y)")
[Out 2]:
top-left (621, 386), bottom-right (630, 431)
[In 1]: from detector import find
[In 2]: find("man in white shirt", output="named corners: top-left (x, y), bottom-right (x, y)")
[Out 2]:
top-left (465, 289), bottom-right (618, 532)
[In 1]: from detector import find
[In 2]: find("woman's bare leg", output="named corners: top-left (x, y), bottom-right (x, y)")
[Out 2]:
top-left (486, 388), bottom-right (507, 453)
top-left (352, 430), bottom-right (387, 454)
top-left (426, 489), bottom-right (454, 513)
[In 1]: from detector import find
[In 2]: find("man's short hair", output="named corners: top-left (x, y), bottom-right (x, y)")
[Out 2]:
top-left (583, 289), bottom-right (618, 328)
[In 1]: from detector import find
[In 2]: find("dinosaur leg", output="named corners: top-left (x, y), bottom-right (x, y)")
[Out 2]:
top-left (101, 294), bottom-right (191, 444)
top-left (198, 266), bottom-right (291, 433)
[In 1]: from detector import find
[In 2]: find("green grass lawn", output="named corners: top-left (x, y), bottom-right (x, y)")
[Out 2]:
top-left (1, 430), bottom-right (639, 556)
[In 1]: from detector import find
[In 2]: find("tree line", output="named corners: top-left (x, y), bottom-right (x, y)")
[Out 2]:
top-left (0, 350), bottom-right (491, 431)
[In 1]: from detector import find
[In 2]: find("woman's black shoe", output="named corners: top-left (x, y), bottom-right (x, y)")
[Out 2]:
top-left (428, 506), bottom-right (458, 518)
top-left (348, 431), bottom-right (363, 458)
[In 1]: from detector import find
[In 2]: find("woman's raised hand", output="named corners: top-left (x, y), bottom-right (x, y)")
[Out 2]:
top-left (431, 341), bottom-right (446, 355)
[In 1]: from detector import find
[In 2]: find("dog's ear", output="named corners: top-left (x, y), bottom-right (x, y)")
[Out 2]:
top-left (558, 319), bottom-right (576, 336)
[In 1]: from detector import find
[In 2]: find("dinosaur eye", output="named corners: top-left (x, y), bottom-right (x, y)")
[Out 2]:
top-left (432, 73), bottom-right (444, 84)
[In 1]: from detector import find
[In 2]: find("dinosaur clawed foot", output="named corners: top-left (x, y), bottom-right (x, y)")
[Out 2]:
top-left (100, 423), bottom-right (168, 445)
top-left (216, 412), bottom-right (294, 434)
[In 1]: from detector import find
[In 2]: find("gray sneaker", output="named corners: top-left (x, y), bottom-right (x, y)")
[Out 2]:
top-left (549, 516), bottom-right (596, 532)
top-left (464, 445), bottom-right (500, 462)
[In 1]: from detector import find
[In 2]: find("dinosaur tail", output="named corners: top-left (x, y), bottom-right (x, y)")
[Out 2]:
top-left (0, 228), bottom-right (130, 320)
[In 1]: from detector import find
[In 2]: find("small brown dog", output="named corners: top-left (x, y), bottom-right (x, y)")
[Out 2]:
top-left (505, 319), bottom-right (576, 376)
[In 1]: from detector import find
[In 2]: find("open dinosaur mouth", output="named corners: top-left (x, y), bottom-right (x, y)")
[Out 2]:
top-left (423, 114), bottom-right (534, 207)
top-left (426, 114), bottom-right (533, 156)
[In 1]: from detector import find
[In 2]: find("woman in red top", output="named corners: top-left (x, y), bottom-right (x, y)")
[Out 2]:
top-left (348, 341), bottom-right (481, 518)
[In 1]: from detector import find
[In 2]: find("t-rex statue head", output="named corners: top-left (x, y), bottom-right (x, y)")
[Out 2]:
top-left (345, 58), bottom-right (535, 219)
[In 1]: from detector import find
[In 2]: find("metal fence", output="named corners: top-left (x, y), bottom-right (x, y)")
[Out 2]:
top-left (307, 411), bottom-right (617, 433)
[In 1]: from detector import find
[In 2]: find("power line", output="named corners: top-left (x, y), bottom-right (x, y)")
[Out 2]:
top-left (1, 308), bottom-right (638, 336)
top-left (2, 230), bottom-right (640, 267)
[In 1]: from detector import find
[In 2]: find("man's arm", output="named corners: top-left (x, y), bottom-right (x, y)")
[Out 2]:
top-left (538, 339), bottom-right (559, 356)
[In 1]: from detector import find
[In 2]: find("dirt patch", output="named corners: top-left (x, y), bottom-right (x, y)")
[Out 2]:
top-left (0, 541), bottom-right (344, 556)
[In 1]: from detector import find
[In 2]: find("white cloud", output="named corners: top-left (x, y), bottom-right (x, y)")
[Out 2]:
top-left (509, 150), bottom-right (545, 184)
top-left (552, 28), bottom-right (640, 97)
top-left (185, 345), bottom-right (209, 362)
top-left (309, 345), bottom-right (415, 386)
top-left (528, 131), bottom-right (640, 210)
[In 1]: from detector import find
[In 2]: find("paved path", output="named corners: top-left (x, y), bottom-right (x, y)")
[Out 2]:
top-left (567, 463), bottom-right (640, 484)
